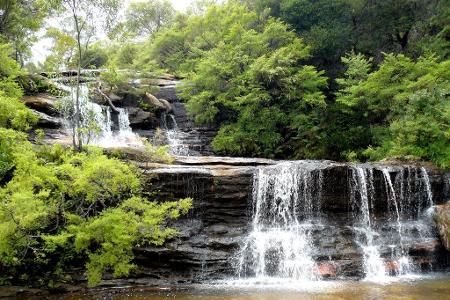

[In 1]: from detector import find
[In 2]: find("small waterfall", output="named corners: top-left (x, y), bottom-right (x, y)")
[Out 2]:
top-left (421, 167), bottom-right (434, 207)
top-left (237, 162), bottom-right (325, 282)
top-left (60, 84), bottom-right (142, 147)
top-left (161, 113), bottom-right (194, 156)
top-left (381, 168), bottom-right (413, 275)
top-left (349, 165), bottom-right (437, 280)
top-left (350, 167), bottom-right (386, 280)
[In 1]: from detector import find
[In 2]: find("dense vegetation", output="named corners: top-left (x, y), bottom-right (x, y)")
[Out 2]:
top-left (0, 6), bottom-right (192, 286)
top-left (137, 0), bottom-right (448, 166)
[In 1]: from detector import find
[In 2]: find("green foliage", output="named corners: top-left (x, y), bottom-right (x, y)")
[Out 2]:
top-left (334, 53), bottom-right (450, 167)
top-left (0, 92), bottom-right (37, 131)
top-left (248, 0), bottom-right (449, 75)
top-left (137, 1), bottom-right (260, 74)
top-left (113, 43), bottom-right (140, 68)
top-left (46, 196), bottom-right (191, 286)
top-left (0, 128), bottom-right (31, 182)
top-left (0, 43), bottom-right (24, 98)
top-left (79, 43), bottom-right (109, 69)
top-left (100, 63), bottom-right (127, 90)
top-left (150, 3), bottom-right (327, 157)
top-left (43, 27), bottom-right (77, 71)
top-left (0, 71), bottom-right (190, 286)
top-left (124, 0), bottom-right (175, 38)
top-left (0, 143), bottom-right (192, 286)
top-left (0, 0), bottom-right (59, 64)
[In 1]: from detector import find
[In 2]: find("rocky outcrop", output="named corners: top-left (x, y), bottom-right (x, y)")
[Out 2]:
top-left (23, 94), bottom-right (59, 116)
top-left (436, 202), bottom-right (450, 250)
top-left (32, 110), bottom-right (64, 129)
top-left (127, 107), bottom-right (159, 129)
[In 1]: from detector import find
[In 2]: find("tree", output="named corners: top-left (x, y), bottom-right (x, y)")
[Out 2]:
top-left (43, 27), bottom-right (77, 71)
top-left (334, 53), bottom-right (450, 166)
top-left (125, 0), bottom-right (175, 38)
top-left (60, 0), bottom-right (122, 151)
top-left (162, 3), bottom-right (328, 158)
top-left (245, 0), bottom-right (447, 75)
top-left (0, 0), bottom-right (59, 65)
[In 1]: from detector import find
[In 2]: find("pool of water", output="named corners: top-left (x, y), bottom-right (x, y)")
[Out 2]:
top-left (11, 274), bottom-right (450, 300)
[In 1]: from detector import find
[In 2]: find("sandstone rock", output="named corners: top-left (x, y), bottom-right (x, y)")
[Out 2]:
top-left (33, 110), bottom-right (64, 128)
top-left (385, 260), bottom-right (399, 275)
top-left (23, 93), bottom-right (59, 116)
top-left (144, 93), bottom-right (166, 112)
top-left (159, 98), bottom-right (173, 112)
top-left (317, 262), bottom-right (338, 278)
top-left (436, 202), bottom-right (450, 250)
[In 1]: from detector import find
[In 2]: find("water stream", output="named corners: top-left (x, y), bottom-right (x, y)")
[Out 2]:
top-left (59, 84), bottom-right (143, 147)
top-left (160, 112), bottom-right (194, 156)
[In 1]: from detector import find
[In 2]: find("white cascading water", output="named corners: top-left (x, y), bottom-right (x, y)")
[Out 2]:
top-left (382, 168), bottom-right (414, 276)
top-left (350, 165), bottom-right (436, 281)
top-left (233, 161), bottom-right (437, 285)
top-left (161, 112), bottom-right (193, 156)
top-left (60, 84), bottom-right (143, 148)
top-left (237, 162), bottom-right (325, 283)
top-left (350, 167), bottom-right (387, 280)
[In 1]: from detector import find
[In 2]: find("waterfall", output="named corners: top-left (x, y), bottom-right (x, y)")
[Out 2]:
top-left (161, 112), bottom-right (194, 156)
top-left (237, 162), bottom-right (325, 282)
top-left (60, 84), bottom-right (143, 148)
top-left (350, 167), bottom-right (386, 280)
top-left (349, 165), bottom-right (437, 280)
top-left (421, 167), bottom-right (434, 207)
top-left (235, 161), bottom-right (439, 284)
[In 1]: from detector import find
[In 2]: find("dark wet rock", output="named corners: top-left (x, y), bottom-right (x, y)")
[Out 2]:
top-left (32, 110), bottom-right (64, 129)
top-left (127, 107), bottom-right (159, 129)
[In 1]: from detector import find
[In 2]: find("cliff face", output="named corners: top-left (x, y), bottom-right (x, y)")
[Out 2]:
top-left (126, 155), bottom-right (450, 281)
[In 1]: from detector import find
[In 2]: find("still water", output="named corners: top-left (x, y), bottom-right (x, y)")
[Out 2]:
top-left (14, 275), bottom-right (450, 300)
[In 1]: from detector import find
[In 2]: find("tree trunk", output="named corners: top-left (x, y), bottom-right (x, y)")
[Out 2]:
top-left (72, 2), bottom-right (83, 152)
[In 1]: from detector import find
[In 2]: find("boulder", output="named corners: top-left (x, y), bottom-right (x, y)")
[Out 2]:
top-left (23, 94), bottom-right (59, 116)
top-left (159, 98), bottom-right (173, 113)
top-left (143, 92), bottom-right (166, 112)
top-left (127, 107), bottom-right (159, 129)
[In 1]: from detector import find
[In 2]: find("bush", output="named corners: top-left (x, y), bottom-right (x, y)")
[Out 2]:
top-left (0, 144), bottom-right (192, 286)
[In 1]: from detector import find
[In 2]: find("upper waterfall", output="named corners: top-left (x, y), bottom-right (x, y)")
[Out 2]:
top-left (59, 84), bottom-right (143, 148)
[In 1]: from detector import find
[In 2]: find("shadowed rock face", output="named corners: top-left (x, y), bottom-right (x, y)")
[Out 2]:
top-left (128, 155), bottom-right (450, 281)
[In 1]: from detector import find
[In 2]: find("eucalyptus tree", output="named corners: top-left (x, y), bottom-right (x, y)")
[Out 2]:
top-left (0, 0), bottom-right (59, 65)
top-left (125, 0), bottom-right (175, 38)
top-left (59, 0), bottom-right (121, 151)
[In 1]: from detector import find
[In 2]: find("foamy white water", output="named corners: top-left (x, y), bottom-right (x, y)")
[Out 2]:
top-left (60, 84), bottom-right (143, 148)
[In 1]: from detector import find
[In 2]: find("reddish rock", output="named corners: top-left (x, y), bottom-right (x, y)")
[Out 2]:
top-left (385, 260), bottom-right (398, 274)
top-left (317, 262), bottom-right (338, 278)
